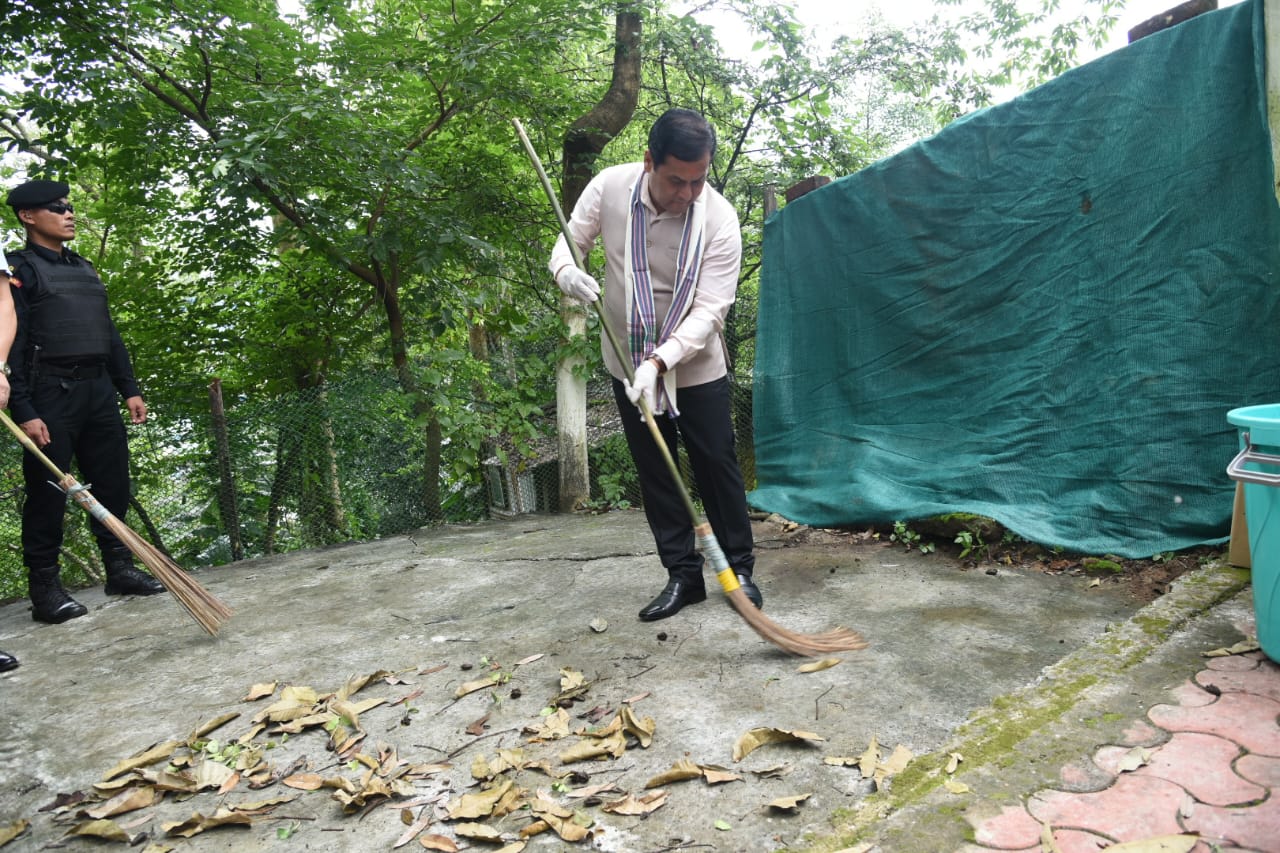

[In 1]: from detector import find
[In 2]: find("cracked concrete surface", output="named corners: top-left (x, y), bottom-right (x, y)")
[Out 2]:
top-left (0, 510), bottom-right (1206, 851)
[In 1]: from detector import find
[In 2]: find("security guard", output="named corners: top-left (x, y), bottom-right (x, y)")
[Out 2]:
top-left (6, 179), bottom-right (164, 625)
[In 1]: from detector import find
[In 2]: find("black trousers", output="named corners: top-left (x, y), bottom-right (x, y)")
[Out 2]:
top-left (21, 372), bottom-right (132, 568)
top-left (612, 375), bottom-right (755, 585)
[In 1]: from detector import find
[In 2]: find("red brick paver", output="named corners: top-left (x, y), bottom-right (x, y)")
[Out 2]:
top-left (966, 651), bottom-right (1280, 853)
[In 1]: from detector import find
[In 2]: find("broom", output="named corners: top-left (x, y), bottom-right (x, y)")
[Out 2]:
top-left (514, 118), bottom-right (865, 656)
top-left (1, 410), bottom-right (232, 636)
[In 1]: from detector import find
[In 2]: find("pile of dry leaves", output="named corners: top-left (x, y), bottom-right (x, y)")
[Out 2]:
top-left (0, 654), bottom-right (918, 851)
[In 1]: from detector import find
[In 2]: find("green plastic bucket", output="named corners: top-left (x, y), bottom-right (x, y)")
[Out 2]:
top-left (1227, 404), bottom-right (1280, 662)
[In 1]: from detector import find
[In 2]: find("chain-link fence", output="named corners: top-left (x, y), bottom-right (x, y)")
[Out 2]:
top-left (0, 287), bottom-right (760, 602)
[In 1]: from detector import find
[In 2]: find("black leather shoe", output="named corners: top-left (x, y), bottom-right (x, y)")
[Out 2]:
top-left (104, 566), bottom-right (166, 596)
top-left (0, 650), bottom-right (18, 673)
top-left (735, 573), bottom-right (763, 609)
top-left (638, 580), bottom-right (707, 621)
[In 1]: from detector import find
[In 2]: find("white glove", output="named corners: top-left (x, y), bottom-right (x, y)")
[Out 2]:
top-left (626, 359), bottom-right (659, 416)
top-left (555, 266), bottom-right (600, 303)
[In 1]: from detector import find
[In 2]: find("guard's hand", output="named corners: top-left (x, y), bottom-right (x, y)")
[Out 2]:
top-left (125, 396), bottom-right (147, 424)
top-left (21, 418), bottom-right (50, 448)
top-left (0, 374), bottom-right (8, 410)
top-left (555, 266), bottom-right (600, 303)
top-left (626, 360), bottom-right (659, 417)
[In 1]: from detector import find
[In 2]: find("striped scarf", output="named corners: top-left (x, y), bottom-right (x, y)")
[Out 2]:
top-left (624, 168), bottom-right (706, 415)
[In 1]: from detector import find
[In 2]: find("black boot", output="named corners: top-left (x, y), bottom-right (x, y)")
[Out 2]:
top-left (28, 565), bottom-right (88, 624)
top-left (103, 550), bottom-right (165, 596)
top-left (0, 650), bottom-right (18, 672)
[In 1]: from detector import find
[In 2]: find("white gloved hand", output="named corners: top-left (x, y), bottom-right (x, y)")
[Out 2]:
top-left (626, 359), bottom-right (659, 416)
top-left (555, 266), bottom-right (600, 303)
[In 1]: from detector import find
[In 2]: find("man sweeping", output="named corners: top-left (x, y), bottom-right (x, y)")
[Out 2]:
top-left (547, 108), bottom-right (761, 621)
top-left (5, 179), bottom-right (165, 624)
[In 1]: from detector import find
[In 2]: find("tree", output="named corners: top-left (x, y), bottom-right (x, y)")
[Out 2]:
top-left (0, 0), bottom-right (609, 521)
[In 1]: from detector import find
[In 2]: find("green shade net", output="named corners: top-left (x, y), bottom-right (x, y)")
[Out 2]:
top-left (750, 0), bottom-right (1280, 557)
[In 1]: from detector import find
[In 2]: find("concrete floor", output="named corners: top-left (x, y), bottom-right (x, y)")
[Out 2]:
top-left (0, 511), bottom-right (1219, 851)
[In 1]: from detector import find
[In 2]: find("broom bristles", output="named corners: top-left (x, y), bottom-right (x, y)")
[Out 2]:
top-left (2, 412), bottom-right (231, 635)
top-left (63, 484), bottom-right (232, 636)
top-left (725, 588), bottom-right (867, 656)
top-left (107, 516), bottom-right (233, 636)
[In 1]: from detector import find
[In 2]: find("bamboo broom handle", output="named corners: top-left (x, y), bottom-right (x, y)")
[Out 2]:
top-left (0, 409), bottom-right (68, 482)
top-left (513, 118), bottom-right (701, 526)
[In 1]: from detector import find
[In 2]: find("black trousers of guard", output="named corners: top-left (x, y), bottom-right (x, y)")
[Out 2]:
top-left (611, 375), bottom-right (755, 587)
top-left (21, 371), bottom-right (132, 569)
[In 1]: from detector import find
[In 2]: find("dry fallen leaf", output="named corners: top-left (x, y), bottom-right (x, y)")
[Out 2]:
top-left (602, 790), bottom-right (668, 816)
top-left (797, 658), bottom-right (841, 673)
top-left (162, 808), bottom-right (253, 838)
top-left (83, 786), bottom-right (159, 819)
top-left (189, 712), bottom-right (240, 740)
top-left (699, 764), bottom-right (743, 785)
top-left (419, 833), bottom-right (459, 851)
top-left (243, 682), bottom-right (278, 701)
top-left (1203, 639), bottom-right (1260, 657)
top-left (767, 793), bottom-right (812, 811)
top-left (0, 819), bottom-right (29, 845)
top-left (394, 809), bottom-right (434, 849)
top-left (858, 737), bottom-right (880, 778)
top-left (453, 822), bottom-right (504, 842)
top-left (823, 755), bottom-right (860, 767)
top-left (515, 654), bottom-right (544, 666)
top-left (732, 727), bottom-right (826, 762)
top-left (281, 773), bottom-right (325, 791)
top-left (455, 678), bottom-right (497, 699)
top-left (619, 706), bottom-right (656, 748)
top-left (1117, 746), bottom-right (1153, 773)
top-left (566, 782), bottom-right (621, 799)
top-left (872, 744), bottom-right (914, 790)
top-left (101, 740), bottom-right (182, 782)
top-left (645, 758), bottom-right (703, 788)
top-left (945, 752), bottom-right (963, 774)
top-left (1040, 822), bottom-right (1063, 853)
top-left (559, 730), bottom-right (627, 764)
top-left (67, 818), bottom-right (134, 843)
top-left (943, 779), bottom-right (970, 794)
top-left (446, 780), bottom-right (514, 820)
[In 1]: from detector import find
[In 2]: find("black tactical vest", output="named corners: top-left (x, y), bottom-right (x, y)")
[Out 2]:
top-left (6, 249), bottom-right (113, 360)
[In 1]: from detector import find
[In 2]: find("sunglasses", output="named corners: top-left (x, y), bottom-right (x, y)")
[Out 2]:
top-left (38, 202), bottom-right (74, 215)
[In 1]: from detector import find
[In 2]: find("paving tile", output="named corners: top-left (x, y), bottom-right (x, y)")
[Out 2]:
top-left (1127, 731), bottom-right (1259, 806)
top-left (1182, 792), bottom-right (1280, 851)
top-left (1026, 774), bottom-right (1187, 841)
top-left (1207, 655), bottom-right (1263, 672)
top-left (1235, 753), bottom-right (1280, 789)
top-left (1057, 756), bottom-right (1115, 792)
top-left (970, 803), bottom-right (1042, 849)
top-left (1197, 665), bottom-right (1280, 703)
top-left (1147, 692), bottom-right (1280, 757)
top-left (1120, 718), bottom-right (1167, 747)
top-left (1164, 679), bottom-right (1220, 708)
top-left (1045, 828), bottom-right (1118, 852)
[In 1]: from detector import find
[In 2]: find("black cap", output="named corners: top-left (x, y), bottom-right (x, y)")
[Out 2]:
top-left (6, 180), bottom-right (71, 210)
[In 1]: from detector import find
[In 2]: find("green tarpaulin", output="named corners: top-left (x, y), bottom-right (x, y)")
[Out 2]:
top-left (750, 0), bottom-right (1280, 557)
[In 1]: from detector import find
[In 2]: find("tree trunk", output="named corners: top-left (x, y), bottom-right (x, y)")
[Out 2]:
top-left (209, 378), bottom-right (244, 561)
top-left (557, 2), bottom-right (642, 512)
top-left (377, 264), bottom-right (443, 522)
